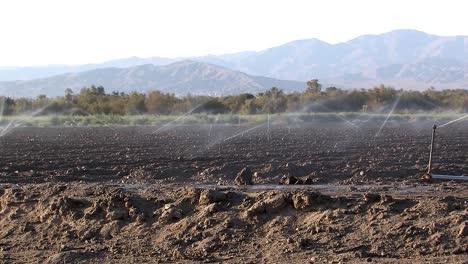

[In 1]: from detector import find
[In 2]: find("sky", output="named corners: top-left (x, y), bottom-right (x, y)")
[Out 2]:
top-left (0, 0), bottom-right (467, 66)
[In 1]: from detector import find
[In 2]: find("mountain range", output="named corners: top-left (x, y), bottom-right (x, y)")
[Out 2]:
top-left (0, 61), bottom-right (304, 97)
top-left (0, 29), bottom-right (466, 97)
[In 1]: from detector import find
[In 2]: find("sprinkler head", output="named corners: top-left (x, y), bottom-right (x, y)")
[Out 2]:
top-left (420, 172), bottom-right (432, 181)
top-left (433, 124), bottom-right (437, 130)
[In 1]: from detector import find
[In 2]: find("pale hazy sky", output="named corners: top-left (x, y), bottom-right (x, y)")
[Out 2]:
top-left (1, 0), bottom-right (467, 66)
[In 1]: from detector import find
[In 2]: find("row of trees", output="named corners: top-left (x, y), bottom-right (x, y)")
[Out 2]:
top-left (1, 81), bottom-right (467, 116)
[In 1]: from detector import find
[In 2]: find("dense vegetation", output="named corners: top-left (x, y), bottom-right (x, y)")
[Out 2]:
top-left (0, 80), bottom-right (467, 116)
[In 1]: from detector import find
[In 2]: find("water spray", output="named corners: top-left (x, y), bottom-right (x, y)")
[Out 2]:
top-left (374, 96), bottom-right (401, 138)
top-left (267, 113), bottom-right (271, 141)
top-left (307, 101), bottom-right (359, 128)
top-left (438, 114), bottom-right (468, 128)
top-left (0, 120), bottom-right (15, 137)
top-left (150, 103), bottom-right (204, 134)
top-left (223, 122), bottom-right (266, 142)
top-left (76, 107), bottom-right (118, 134)
top-left (208, 123), bottom-right (213, 137)
top-left (0, 103), bottom-right (55, 137)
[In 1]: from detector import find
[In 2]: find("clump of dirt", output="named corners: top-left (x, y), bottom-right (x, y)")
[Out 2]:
top-left (235, 167), bottom-right (253, 185)
top-left (279, 174), bottom-right (317, 185)
top-left (0, 183), bottom-right (466, 263)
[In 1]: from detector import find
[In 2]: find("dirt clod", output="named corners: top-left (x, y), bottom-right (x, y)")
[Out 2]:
top-left (235, 167), bottom-right (253, 185)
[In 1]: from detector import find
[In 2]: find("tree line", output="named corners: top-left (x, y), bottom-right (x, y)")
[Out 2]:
top-left (0, 80), bottom-right (467, 116)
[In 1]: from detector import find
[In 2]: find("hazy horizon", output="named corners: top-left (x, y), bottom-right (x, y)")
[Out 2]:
top-left (0, 28), bottom-right (462, 68)
top-left (1, 0), bottom-right (468, 67)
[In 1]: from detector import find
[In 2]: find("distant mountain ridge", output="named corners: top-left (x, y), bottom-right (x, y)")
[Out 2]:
top-left (0, 29), bottom-right (467, 92)
top-left (211, 30), bottom-right (467, 86)
top-left (0, 61), bottom-right (305, 97)
top-left (0, 57), bottom-right (177, 82)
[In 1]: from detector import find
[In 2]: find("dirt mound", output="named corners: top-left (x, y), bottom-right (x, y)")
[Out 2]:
top-left (1, 183), bottom-right (466, 263)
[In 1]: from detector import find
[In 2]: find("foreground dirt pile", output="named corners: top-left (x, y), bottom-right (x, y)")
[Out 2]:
top-left (1, 183), bottom-right (466, 263)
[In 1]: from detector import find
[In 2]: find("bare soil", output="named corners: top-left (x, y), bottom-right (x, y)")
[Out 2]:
top-left (0, 121), bottom-right (467, 263)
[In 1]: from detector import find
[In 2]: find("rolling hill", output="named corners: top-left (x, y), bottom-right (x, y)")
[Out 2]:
top-left (0, 60), bottom-right (305, 97)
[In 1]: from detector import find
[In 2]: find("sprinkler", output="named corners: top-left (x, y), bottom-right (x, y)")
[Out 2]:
top-left (421, 124), bottom-right (437, 180)
top-left (421, 124), bottom-right (468, 181)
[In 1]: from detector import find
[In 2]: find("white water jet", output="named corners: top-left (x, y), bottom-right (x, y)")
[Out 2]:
top-left (438, 114), bottom-right (468, 128)
top-left (223, 122), bottom-right (266, 142)
top-left (0, 103), bottom-right (54, 137)
top-left (150, 103), bottom-right (204, 134)
top-left (267, 113), bottom-right (271, 140)
top-left (374, 96), bottom-right (401, 138)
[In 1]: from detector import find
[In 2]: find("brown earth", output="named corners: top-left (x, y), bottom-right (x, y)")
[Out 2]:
top-left (0, 121), bottom-right (467, 263)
